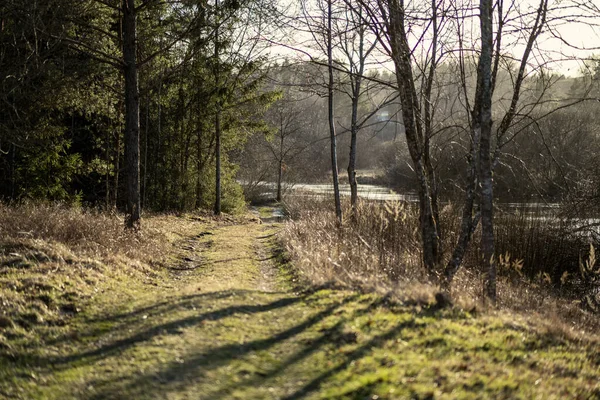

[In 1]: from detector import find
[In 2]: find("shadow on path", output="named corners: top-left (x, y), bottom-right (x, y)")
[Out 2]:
top-left (87, 293), bottom-right (361, 399)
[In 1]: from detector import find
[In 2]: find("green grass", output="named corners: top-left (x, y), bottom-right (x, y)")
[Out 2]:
top-left (1, 209), bottom-right (599, 399)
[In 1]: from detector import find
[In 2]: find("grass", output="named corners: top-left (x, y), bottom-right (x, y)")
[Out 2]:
top-left (0, 202), bottom-right (599, 399)
top-left (281, 196), bottom-right (600, 336)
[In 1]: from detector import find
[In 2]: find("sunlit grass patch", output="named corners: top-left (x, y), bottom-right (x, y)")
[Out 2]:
top-left (1, 204), bottom-right (598, 399)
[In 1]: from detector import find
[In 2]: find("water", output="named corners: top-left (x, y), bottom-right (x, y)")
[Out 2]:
top-left (289, 183), bottom-right (417, 202)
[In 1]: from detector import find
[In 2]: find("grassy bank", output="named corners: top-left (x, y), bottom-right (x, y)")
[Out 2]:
top-left (281, 196), bottom-right (600, 334)
top-left (0, 203), bottom-right (599, 399)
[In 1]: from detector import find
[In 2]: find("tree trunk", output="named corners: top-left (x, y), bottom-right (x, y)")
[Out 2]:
top-left (142, 93), bottom-right (149, 210)
top-left (214, 108), bottom-right (221, 215)
top-left (444, 31), bottom-right (488, 285)
top-left (347, 127), bottom-right (358, 212)
top-left (214, 0), bottom-right (221, 216)
top-left (347, 7), bottom-right (365, 217)
top-left (328, 0), bottom-right (342, 224)
top-left (443, 124), bottom-right (481, 285)
top-left (347, 62), bottom-right (361, 218)
top-left (277, 129), bottom-right (284, 202)
top-left (10, 143), bottom-right (15, 200)
top-left (196, 102), bottom-right (203, 209)
top-left (122, 0), bottom-right (141, 230)
top-left (479, 0), bottom-right (496, 303)
top-left (387, 0), bottom-right (440, 276)
top-left (112, 114), bottom-right (120, 209)
top-left (444, 0), bottom-right (546, 289)
top-left (277, 158), bottom-right (283, 202)
top-left (105, 126), bottom-right (110, 209)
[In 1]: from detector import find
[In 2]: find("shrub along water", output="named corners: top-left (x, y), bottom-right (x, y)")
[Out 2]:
top-left (282, 196), bottom-right (600, 332)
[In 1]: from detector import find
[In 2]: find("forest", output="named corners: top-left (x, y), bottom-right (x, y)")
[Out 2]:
top-left (1, 0), bottom-right (600, 398)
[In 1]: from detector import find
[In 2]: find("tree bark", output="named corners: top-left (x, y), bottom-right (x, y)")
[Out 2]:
top-left (214, 0), bottom-right (221, 215)
top-left (328, 0), bottom-right (342, 224)
top-left (479, 0), bottom-right (496, 303)
top-left (122, 0), bottom-right (141, 230)
top-left (277, 128), bottom-right (284, 202)
top-left (387, 0), bottom-right (440, 276)
top-left (347, 29), bottom-right (362, 218)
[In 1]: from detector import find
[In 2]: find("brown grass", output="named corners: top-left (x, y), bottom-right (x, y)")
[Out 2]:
top-left (0, 202), bottom-right (170, 261)
top-left (281, 196), bottom-right (600, 339)
top-left (0, 202), bottom-right (198, 338)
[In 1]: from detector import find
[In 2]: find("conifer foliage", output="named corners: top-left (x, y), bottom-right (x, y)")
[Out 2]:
top-left (0, 0), bottom-right (276, 226)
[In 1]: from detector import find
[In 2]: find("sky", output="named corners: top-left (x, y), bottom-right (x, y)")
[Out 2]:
top-left (269, 0), bottom-right (600, 78)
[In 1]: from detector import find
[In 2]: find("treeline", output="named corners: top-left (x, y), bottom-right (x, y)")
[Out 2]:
top-left (0, 0), bottom-right (276, 215)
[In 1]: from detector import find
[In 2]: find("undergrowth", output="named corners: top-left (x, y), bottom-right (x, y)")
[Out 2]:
top-left (282, 196), bottom-right (600, 339)
top-left (0, 202), bottom-right (192, 349)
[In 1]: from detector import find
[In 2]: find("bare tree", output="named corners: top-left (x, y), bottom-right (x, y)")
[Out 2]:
top-left (354, 0), bottom-right (447, 275)
top-left (444, 0), bottom-right (551, 303)
top-left (334, 3), bottom-right (378, 216)
top-left (327, 0), bottom-right (343, 223)
top-left (478, 0), bottom-right (495, 302)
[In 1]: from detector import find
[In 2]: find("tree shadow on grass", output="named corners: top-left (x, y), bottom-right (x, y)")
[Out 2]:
top-left (83, 293), bottom-right (423, 400)
top-left (6, 287), bottom-right (473, 400)
top-left (279, 319), bottom-right (414, 400)
top-left (52, 293), bottom-right (309, 365)
top-left (200, 294), bottom-right (404, 399)
top-left (5, 290), bottom-right (303, 368)
top-left (86, 293), bottom-right (361, 399)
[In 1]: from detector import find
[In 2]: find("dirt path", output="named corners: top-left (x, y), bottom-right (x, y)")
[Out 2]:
top-left (3, 211), bottom-right (599, 399)
top-left (254, 228), bottom-right (279, 293)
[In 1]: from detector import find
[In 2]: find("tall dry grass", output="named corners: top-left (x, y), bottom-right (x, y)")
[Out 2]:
top-left (0, 202), bottom-right (187, 334)
top-left (283, 195), bottom-right (436, 303)
top-left (0, 202), bottom-right (168, 261)
top-left (282, 196), bottom-right (600, 335)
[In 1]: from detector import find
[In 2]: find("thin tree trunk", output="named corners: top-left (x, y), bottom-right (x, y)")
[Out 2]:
top-left (347, 9), bottom-right (365, 218)
top-left (422, 0), bottom-right (442, 264)
top-left (105, 123), bottom-right (111, 209)
top-left (143, 92), bottom-right (149, 210)
top-left (178, 64), bottom-right (190, 211)
top-left (196, 99), bottom-right (203, 209)
top-left (112, 120), bottom-right (120, 209)
top-left (347, 63), bottom-right (360, 218)
top-left (10, 143), bottom-right (15, 200)
top-left (122, 0), bottom-right (141, 230)
top-left (214, 0), bottom-right (221, 215)
top-left (387, 0), bottom-right (440, 276)
top-left (214, 110), bottom-right (221, 214)
top-left (444, 124), bottom-right (481, 285)
top-left (277, 159), bottom-right (283, 202)
top-left (444, 19), bottom-right (488, 285)
top-left (277, 129), bottom-right (284, 202)
top-left (479, 0), bottom-right (496, 303)
top-left (328, 0), bottom-right (342, 224)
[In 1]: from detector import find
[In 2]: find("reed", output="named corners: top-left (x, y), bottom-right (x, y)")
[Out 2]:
top-left (282, 196), bottom-right (600, 333)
